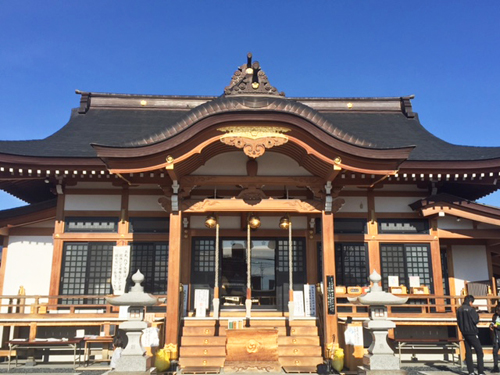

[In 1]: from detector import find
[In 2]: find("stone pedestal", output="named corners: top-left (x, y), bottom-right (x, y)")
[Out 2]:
top-left (357, 366), bottom-right (407, 375)
top-left (362, 319), bottom-right (399, 370)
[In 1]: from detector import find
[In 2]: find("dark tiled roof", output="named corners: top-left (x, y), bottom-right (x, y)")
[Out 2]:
top-left (1, 96), bottom-right (500, 162)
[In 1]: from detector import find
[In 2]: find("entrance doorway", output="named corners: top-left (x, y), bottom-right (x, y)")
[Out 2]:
top-left (190, 237), bottom-right (306, 313)
top-left (220, 239), bottom-right (276, 308)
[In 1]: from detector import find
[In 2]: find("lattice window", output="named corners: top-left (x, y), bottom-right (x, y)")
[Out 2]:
top-left (380, 243), bottom-right (432, 291)
top-left (335, 243), bottom-right (369, 286)
top-left (193, 239), bottom-right (215, 272)
top-left (277, 239), bottom-right (305, 273)
top-left (130, 242), bottom-right (169, 294)
top-left (65, 217), bottom-right (118, 233)
top-left (60, 242), bottom-right (113, 304)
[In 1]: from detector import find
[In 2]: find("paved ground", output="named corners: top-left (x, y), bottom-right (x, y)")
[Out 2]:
top-left (0, 362), bottom-right (496, 374)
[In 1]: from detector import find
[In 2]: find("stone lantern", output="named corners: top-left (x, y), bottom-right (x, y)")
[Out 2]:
top-left (349, 271), bottom-right (408, 375)
top-left (107, 270), bottom-right (157, 374)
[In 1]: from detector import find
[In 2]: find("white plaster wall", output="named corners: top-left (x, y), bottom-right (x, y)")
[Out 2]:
top-left (255, 153), bottom-right (312, 176)
top-left (191, 152), bottom-right (247, 176)
top-left (23, 219), bottom-right (56, 229)
top-left (375, 197), bottom-right (421, 213)
top-left (129, 195), bottom-right (164, 212)
top-left (3, 236), bottom-right (54, 296)
top-left (477, 222), bottom-right (500, 230)
top-left (452, 245), bottom-right (488, 296)
top-left (438, 217), bottom-right (473, 230)
top-left (191, 151), bottom-right (312, 176)
top-left (338, 196), bottom-right (368, 213)
top-left (65, 194), bottom-right (121, 211)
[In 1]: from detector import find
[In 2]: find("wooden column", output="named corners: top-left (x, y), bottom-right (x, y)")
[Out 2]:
top-left (366, 190), bottom-right (380, 274)
top-left (117, 186), bottom-right (129, 247)
top-left (430, 218), bottom-right (445, 312)
top-left (49, 194), bottom-right (66, 298)
top-left (321, 211), bottom-right (338, 350)
top-left (0, 236), bottom-right (9, 294)
top-left (165, 211), bottom-right (182, 346)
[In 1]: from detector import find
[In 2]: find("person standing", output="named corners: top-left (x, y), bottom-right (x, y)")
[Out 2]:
top-left (490, 305), bottom-right (500, 373)
top-left (457, 295), bottom-right (485, 375)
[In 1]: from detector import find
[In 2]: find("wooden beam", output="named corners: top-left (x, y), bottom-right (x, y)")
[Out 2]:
top-left (325, 165), bottom-right (342, 182)
top-left (165, 211), bottom-right (182, 347)
top-left (430, 218), bottom-right (444, 312)
top-left (181, 175), bottom-right (326, 188)
top-left (182, 198), bottom-right (322, 213)
top-left (49, 194), bottom-right (65, 304)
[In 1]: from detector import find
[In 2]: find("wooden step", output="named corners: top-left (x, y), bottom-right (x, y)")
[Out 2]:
top-left (180, 346), bottom-right (226, 357)
top-left (183, 326), bottom-right (216, 336)
top-left (289, 319), bottom-right (317, 326)
top-left (179, 357), bottom-right (225, 368)
top-left (278, 336), bottom-right (320, 346)
top-left (279, 356), bottom-right (323, 367)
top-left (181, 336), bottom-right (226, 346)
top-left (219, 326), bottom-right (287, 336)
top-left (278, 346), bottom-right (321, 356)
top-left (183, 319), bottom-right (216, 327)
top-left (290, 326), bottom-right (317, 336)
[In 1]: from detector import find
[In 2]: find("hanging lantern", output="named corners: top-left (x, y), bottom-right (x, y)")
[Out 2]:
top-left (248, 214), bottom-right (261, 229)
top-left (204, 214), bottom-right (217, 229)
top-left (279, 215), bottom-right (291, 230)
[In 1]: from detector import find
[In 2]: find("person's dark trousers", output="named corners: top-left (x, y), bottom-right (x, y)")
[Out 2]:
top-left (494, 330), bottom-right (500, 369)
top-left (463, 333), bottom-right (484, 374)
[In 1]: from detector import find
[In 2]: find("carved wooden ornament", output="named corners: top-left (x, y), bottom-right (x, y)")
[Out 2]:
top-left (218, 126), bottom-right (290, 158)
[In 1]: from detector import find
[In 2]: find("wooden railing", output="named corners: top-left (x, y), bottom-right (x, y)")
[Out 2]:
top-left (0, 293), bottom-right (168, 317)
top-left (336, 294), bottom-right (499, 319)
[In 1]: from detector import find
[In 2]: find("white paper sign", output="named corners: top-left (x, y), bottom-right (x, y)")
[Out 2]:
top-left (409, 276), bottom-right (420, 288)
top-left (194, 289), bottom-right (210, 317)
top-left (344, 325), bottom-right (363, 346)
top-left (293, 291), bottom-right (305, 317)
top-left (388, 276), bottom-right (399, 288)
top-left (112, 246), bottom-right (131, 295)
top-left (304, 284), bottom-right (316, 317)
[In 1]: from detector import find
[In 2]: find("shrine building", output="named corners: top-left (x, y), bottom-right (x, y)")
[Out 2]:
top-left (0, 54), bottom-right (500, 371)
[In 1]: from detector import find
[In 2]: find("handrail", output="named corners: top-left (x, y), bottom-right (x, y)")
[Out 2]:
top-left (0, 293), bottom-right (168, 316)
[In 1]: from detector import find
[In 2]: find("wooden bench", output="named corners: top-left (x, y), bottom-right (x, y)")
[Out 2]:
top-left (7, 338), bottom-right (83, 370)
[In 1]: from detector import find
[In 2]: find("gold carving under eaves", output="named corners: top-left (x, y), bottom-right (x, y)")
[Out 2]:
top-left (218, 126), bottom-right (290, 158)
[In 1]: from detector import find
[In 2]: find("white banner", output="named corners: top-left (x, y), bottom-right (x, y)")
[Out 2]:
top-left (112, 246), bottom-right (131, 295)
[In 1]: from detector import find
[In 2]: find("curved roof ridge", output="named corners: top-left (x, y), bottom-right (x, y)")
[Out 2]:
top-left (120, 96), bottom-right (377, 148)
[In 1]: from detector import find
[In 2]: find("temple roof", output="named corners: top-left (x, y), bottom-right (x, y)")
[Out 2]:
top-left (1, 93), bottom-right (500, 163)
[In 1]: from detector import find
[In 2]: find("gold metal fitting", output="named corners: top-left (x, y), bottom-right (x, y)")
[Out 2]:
top-left (140, 100), bottom-right (147, 106)
top-left (334, 156), bottom-right (342, 164)
top-left (166, 155), bottom-right (174, 163)
top-left (347, 102), bottom-right (353, 109)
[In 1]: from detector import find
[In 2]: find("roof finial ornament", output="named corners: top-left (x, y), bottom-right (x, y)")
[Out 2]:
top-left (224, 52), bottom-right (285, 97)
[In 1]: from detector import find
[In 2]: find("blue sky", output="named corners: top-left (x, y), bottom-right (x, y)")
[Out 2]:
top-left (1, 1), bottom-right (499, 209)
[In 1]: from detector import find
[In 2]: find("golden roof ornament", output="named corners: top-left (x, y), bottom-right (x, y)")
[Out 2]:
top-left (218, 125), bottom-right (290, 158)
top-left (224, 53), bottom-right (285, 97)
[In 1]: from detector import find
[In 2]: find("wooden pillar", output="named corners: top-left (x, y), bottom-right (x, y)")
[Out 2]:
top-left (117, 186), bottom-right (129, 247)
top-left (165, 211), bottom-right (182, 346)
top-left (0, 236), bottom-right (9, 294)
top-left (49, 194), bottom-right (66, 299)
top-left (430, 218), bottom-right (445, 312)
top-left (321, 211), bottom-right (338, 350)
top-left (366, 190), bottom-right (380, 274)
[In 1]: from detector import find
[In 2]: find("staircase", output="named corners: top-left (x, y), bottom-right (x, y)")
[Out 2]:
top-left (178, 317), bottom-right (323, 373)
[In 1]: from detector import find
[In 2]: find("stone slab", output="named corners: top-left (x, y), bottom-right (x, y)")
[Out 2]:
top-left (357, 366), bottom-right (407, 375)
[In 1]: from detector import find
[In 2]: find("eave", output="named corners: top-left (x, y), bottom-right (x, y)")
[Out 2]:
top-left (410, 193), bottom-right (500, 225)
